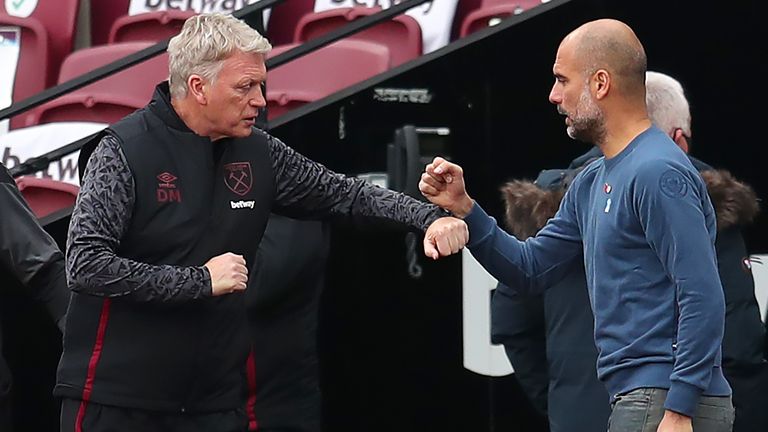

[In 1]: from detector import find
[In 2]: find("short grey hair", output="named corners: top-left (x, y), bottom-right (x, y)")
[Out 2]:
top-left (645, 71), bottom-right (691, 137)
top-left (167, 13), bottom-right (272, 99)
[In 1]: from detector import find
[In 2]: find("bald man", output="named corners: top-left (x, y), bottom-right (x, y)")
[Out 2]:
top-left (421, 19), bottom-right (734, 432)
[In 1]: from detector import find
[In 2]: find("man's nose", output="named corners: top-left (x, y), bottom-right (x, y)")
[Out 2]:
top-left (250, 87), bottom-right (266, 108)
top-left (548, 83), bottom-right (561, 105)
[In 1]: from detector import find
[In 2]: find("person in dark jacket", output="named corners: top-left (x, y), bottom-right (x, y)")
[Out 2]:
top-left (0, 164), bottom-right (69, 432)
top-left (491, 154), bottom-right (608, 432)
top-left (244, 214), bottom-right (329, 432)
top-left (57, 13), bottom-right (467, 432)
top-left (491, 71), bottom-right (765, 432)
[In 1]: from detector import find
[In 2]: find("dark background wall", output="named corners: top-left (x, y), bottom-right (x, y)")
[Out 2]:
top-left (279, 0), bottom-right (765, 250)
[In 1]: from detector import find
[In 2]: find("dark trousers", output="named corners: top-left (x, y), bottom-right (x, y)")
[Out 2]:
top-left (60, 398), bottom-right (248, 432)
top-left (608, 388), bottom-right (734, 432)
top-left (727, 363), bottom-right (768, 432)
top-left (0, 394), bottom-right (11, 432)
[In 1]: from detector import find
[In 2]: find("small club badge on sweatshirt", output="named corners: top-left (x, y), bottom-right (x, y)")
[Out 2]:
top-left (603, 183), bottom-right (612, 213)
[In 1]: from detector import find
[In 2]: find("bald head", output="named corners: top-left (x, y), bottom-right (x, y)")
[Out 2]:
top-left (563, 19), bottom-right (647, 99)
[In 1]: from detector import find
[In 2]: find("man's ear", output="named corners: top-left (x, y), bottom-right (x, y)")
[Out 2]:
top-left (593, 69), bottom-right (610, 100)
top-left (188, 75), bottom-right (207, 105)
top-left (672, 128), bottom-right (689, 154)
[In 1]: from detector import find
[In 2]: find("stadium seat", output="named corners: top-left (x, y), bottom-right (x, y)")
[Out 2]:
top-left (0, 15), bottom-right (48, 130)
top-left (266, 0), bottom-right (315, 46)
top-left (1, 0), bottom-right (80, 86)
top-left (108, 10), bottom-right (197, 44)
top-left (14, 176), bottom-right (79, 219)
top-left (266, 40), bottom-right (390, 120)
top-left (90, 0), bottom-right (131, 46)
top-left (460, 1), bottom-right (543, 37)
top-left (294, 7), bottom-right (422, 67)
top-left (451, 0), bottom-right (484, 40)
top-left (482, 0), bottom-right (543, 5)
top-left (24, 42), bottom-right (168, 126)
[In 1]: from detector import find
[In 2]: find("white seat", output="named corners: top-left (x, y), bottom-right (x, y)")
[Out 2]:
top-left (749, 254), bottom-right (768, 323)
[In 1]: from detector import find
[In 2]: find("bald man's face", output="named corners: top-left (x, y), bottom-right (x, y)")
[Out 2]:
top-left (549, 41), bottom-right (605, 143)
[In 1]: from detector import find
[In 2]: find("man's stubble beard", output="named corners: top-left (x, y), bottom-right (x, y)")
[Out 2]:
top-left (566, 86), bottom-right (606, 146)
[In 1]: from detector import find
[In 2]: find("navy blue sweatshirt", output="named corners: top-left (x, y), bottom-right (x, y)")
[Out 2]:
top-left (465, 127), bottom-right (731, 417)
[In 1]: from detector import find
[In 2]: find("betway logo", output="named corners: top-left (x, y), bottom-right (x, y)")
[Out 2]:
top-left (230, 200), bottom-right (255, 209)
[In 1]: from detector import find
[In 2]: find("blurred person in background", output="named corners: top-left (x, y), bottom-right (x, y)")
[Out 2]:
top-left (0, 163), bottom-right (69, 432)
top-left (244, 215), bottom-right (330, 432)
top-left (491, 70), bottom-right (765, 431)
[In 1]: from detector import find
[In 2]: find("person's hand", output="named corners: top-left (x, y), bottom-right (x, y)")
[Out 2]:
top-left (423, 217), bottom-right (469, 260)
top-left (419, 157), bottom-right (474, 218)
top-left (657, 410), bottom-right (692, 432)
top-left (204, 252), bottom-right (248, 296)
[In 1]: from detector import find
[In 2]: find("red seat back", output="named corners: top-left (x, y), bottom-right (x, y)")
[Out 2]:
top-left (26, 42), bottom-right (168, 126)
top-left (294, 7), bottom-right (422, 67)
top-left (109, 10), bottom-right (197, 44)
top-left (451, 0), bottom-right (484, 40)
top-left (266, 40), bottom-right (390, 120)
top-left (90, 0), bottom-right (131, 46)
top-left (460, 2), bottom-right (542, 37)
top-left (483, 0), bottom-right (542, 4)
top-left (0, 15), bottom-right (48, 130)
top-left (266, 0), bottom-right (315, 46)
top-left (14, 176), bottom-right (79, 219)
top-left (1, 0), bottom-right (80, 86)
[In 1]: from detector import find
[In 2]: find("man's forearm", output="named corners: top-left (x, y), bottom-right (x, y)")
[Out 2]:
top-left (66, 242), bottom-right (212, 302)
top-left (270, 135), bottom-right (447, 230)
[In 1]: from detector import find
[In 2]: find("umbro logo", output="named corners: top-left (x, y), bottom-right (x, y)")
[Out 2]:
top-left (157, 172), bottom-right (182, 203)
top-left (157, 172), bottom-right (177, 186)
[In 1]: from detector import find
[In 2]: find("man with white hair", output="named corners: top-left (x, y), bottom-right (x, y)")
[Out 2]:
top-left (645, 71), bottom-right (693, 153)
top-left (645, 71), bottom-right (767, 431)
top-left (56, 13), bottom-right (468, 432)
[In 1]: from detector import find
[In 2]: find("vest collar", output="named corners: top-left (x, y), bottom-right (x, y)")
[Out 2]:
top-left (149, 82), bottom-right (197, 134)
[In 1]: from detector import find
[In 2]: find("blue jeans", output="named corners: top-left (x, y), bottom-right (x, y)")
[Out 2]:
top-left (608, 388), bottom-right (734, 432)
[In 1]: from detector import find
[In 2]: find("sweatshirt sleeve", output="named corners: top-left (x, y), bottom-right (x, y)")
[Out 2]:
top-left (0, 166), bottom-right (69, 331)
top-left (463, 186), bottom-right (583, 294)
top-left (267, 135), bottom-right (448, 231)
top-left (633, 161), bottom-right (724, 417)
top-left (66, 135), bottom-right (212, 302)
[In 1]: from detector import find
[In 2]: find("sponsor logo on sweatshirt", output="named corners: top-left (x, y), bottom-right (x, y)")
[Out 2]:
top-left (230, 200), bottom-right (255, 209)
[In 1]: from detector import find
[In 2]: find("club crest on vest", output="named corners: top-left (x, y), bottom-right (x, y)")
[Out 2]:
top-left (224, 162), bottom-right (253, 196)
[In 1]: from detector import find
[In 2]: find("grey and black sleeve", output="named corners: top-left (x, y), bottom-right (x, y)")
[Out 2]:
top-left (267, 135), bottom-right (449, 230)
top-left (66, 135), bottom-right (212, 303)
